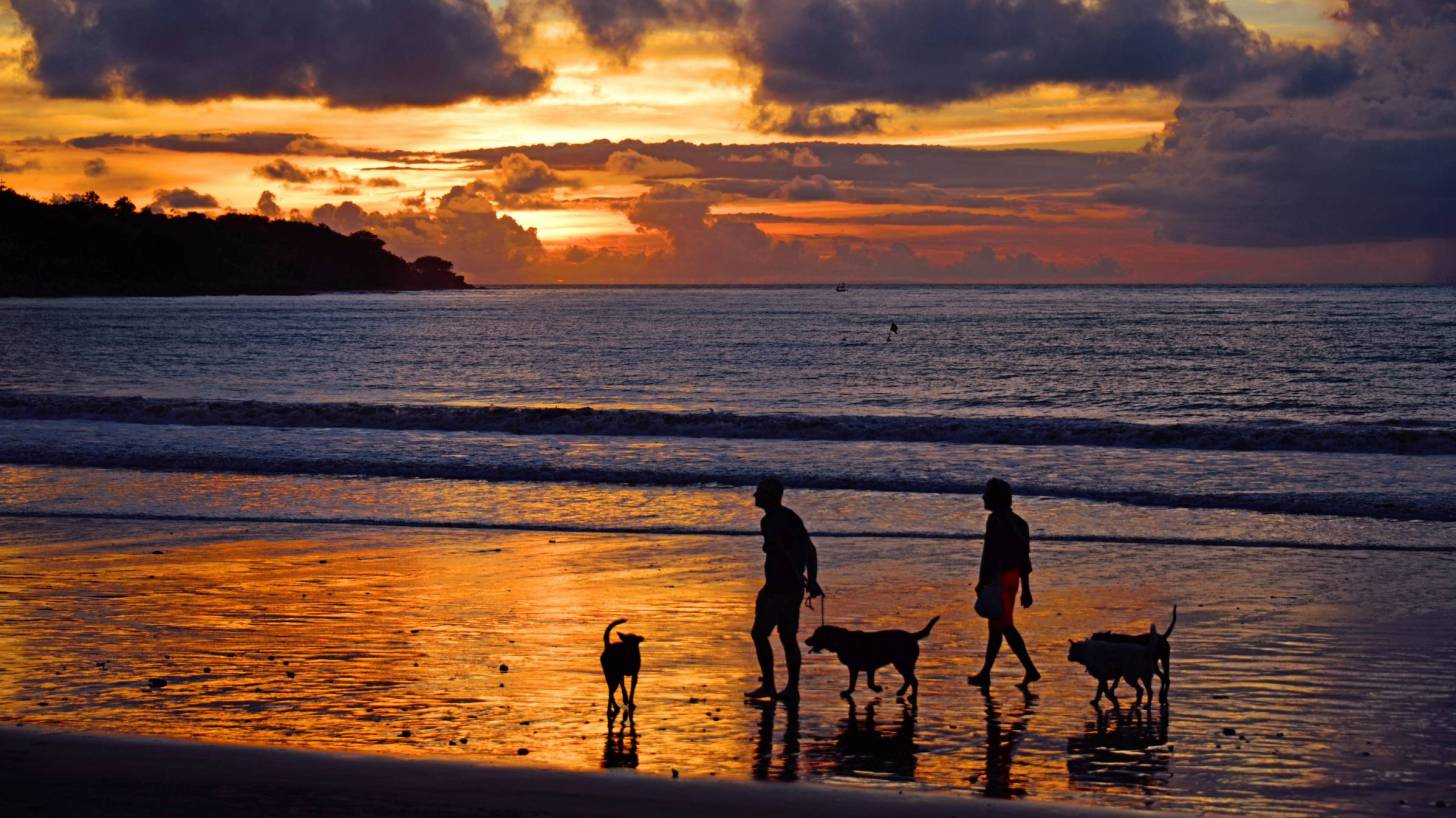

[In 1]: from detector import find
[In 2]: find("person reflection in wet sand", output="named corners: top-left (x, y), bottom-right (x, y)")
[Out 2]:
top-left (745, 478), bottom-right (824, 704)
top-left (972, 687), bottom-right (1036, 798)
top-left (603, 710), bottom-right (638, 769)
top-left (750, 700), bottom-right (800, 781)
top-left (825, 700), bottom-right (919, 781)
top-left (1066, 703), bottom-right (1171, 791)
top-left (967, 478), bottom-right (1040, 689)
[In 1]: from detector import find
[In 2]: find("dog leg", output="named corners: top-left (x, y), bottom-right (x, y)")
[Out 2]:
top-left (841, 668), bottom-right (858, 699)
top-left (1093, 678), bottom-right (1106, 705)
top-left (607, 679), bottom-right (619, 717)
top-left (894, 662), bottom-right (917, 701)
top-left (628, 673), bottom-right (638, 711)
top-left (866, 668), bottom-right (883, 693)
top-left (1159, 653), bottom-right (1171, 703)
top-left (1105, 679), bottom-right (1120, 709)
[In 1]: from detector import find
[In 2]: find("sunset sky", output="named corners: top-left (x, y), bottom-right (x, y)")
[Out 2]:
top-left (2, 0), bottom-right (1452, 283)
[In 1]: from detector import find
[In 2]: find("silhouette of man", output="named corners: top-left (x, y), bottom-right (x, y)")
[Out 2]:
top-left (745, 478), bottom-right (823, 703)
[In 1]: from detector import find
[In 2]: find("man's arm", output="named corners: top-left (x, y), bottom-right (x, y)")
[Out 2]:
top-left (804, 533), bottom-right (823, 598)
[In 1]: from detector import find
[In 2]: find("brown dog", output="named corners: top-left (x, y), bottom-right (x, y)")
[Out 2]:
top-left (600, 618), bottom-right (644, 716)
top-left (805, 615), bottom-right (939, 701)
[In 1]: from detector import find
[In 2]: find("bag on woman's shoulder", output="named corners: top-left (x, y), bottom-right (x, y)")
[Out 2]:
top-left (974, 582), bottom-right (1002, 619)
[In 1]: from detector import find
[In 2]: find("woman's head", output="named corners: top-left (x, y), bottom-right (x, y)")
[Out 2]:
top-left (983, 477), bottom-right (1012, 511)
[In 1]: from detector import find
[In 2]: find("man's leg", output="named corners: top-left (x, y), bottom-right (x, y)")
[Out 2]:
top-left (776, 595), bottom-right (802, 702)
top-left (747, 590), bottom-right (778, 697)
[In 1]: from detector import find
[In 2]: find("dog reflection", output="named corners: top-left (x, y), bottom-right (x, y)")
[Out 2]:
top-left (750, 699), bottom-right (800, 781)
top-left (817, 701), bottom-right (918, 781)
top-left (971, 687), bottom-right (1036, 798)
top-left (603, 710), bottom-right (638, 769)
top-left (1066, 704), bottom-right (1171, 791)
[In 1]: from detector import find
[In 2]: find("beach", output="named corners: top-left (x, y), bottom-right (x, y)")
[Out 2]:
top-left (2, 482), bottom-right (1454, 816)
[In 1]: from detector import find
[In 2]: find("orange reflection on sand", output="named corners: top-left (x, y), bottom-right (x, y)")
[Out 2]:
top-left (2, 510), bottom-right (1454, 816)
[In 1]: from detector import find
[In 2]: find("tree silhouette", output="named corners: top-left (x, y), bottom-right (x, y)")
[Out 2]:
top-left (0, 186), bottom-right (470, 296)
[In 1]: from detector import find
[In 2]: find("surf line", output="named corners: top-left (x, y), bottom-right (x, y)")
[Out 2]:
top-left (2, 509), bottom-right (1451, 553)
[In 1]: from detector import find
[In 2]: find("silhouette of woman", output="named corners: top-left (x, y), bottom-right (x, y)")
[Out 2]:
top-left (967, 478), bottom-right (1041, 688)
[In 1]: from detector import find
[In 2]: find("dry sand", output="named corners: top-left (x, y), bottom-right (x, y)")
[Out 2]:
top-left (1, 726), bottom-right (1151, 818)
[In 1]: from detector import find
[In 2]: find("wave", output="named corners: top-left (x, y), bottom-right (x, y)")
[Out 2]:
top-left (2, 447), bottom-right (1451, 522)
top-left (2, 393), bottom-right (1453, 455)
top-left (3, 509), bottom-right (1449, 551)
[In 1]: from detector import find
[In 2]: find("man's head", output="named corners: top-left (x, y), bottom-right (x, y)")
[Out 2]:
top-left (754, 477), bottom-right (784, 510)
top-left (983, 477), bottom-right (1012, 511)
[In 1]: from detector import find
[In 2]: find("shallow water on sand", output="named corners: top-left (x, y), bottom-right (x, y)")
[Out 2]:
top-left (3, 484), bottom-right (1454, 816)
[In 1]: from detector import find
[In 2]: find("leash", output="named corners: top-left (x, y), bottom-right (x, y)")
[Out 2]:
top-left (806, 589), bottom-right (826, 627)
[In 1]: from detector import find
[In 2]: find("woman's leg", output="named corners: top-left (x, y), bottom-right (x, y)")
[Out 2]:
top-left (1002, 626), bottom-right (1041, 684)
top-left (968, 623), bottom-right (1004, 686)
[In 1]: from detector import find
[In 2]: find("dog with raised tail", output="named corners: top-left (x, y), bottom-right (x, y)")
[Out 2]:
top-left (1068, 627), bottom-right (1159, 708)
top-left (600, 618), bottom-right (644, 717)
top-left (805, 615), bottom-right (940, 701)
top-left (1090, 605), bottom-right (1177, 703)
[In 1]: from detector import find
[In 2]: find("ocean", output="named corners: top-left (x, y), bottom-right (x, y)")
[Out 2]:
top-left (2, 286), bottom-right (1454, 815)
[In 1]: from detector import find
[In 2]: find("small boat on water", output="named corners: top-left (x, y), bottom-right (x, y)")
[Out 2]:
top-left (835, 282), bottom-right (847, 292)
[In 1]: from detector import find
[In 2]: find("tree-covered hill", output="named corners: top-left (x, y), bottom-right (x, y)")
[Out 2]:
top-left (0, 187), bottom-right (470, 296)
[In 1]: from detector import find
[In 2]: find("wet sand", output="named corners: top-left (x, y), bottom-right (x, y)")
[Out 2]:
top-left (2, 508), bottom-right (1454, 815)
top-left (2, 726), bottom-right (1145, 818)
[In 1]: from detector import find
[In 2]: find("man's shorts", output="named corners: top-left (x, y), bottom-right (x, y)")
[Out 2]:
top-left (753, 588), bottom-right (802, 636)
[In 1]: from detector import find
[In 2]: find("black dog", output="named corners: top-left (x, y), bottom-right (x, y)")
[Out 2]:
top-left (1090, 605), bottom-right (1176, 703)
top-left (600, 618), bottom-right (644, 716)
top-left (805, 615), bottom-right (940, 701)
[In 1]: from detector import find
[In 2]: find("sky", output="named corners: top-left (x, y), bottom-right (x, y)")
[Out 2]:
top-left (1, 0), bottom-right (1452, 284)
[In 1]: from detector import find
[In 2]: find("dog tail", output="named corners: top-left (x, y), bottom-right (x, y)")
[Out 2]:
top-left (604, 618), bottom-right (627, 647)
top-left (1161, 605), bottom-right (1177, 640)
top-left (913, 615), bottom-right (941, 640)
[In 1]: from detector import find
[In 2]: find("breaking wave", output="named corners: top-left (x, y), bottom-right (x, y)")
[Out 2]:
top-left (2, 393), bottom-right (1452, 455)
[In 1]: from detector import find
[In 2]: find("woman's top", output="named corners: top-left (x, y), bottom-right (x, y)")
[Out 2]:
top-left (977, 509), bottom-right (1032, 588)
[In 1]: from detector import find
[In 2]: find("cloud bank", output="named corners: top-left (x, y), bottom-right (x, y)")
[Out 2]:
top-left (1104, 0), bottom-right (1456, 248)
top-left (13, 0), bottom-right (546, 107)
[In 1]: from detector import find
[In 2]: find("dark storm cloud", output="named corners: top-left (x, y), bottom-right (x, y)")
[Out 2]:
top-left (734, 0), bottom-right (1276, 107)
top-left (12, 0), bottom-right (546, 107)
top-left (1102, 108), bottom-right (1456, 246)
top-left (1102, 0), bottom-right (1456, 248)
top-left (555, 0), bottom-right (740, 58)
top-left (148, 187), bottom-right (219, 210)
top-left (723, 0), bottom-right (1363, 121)
top-left (753, 106), bottom-right (885, 136)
